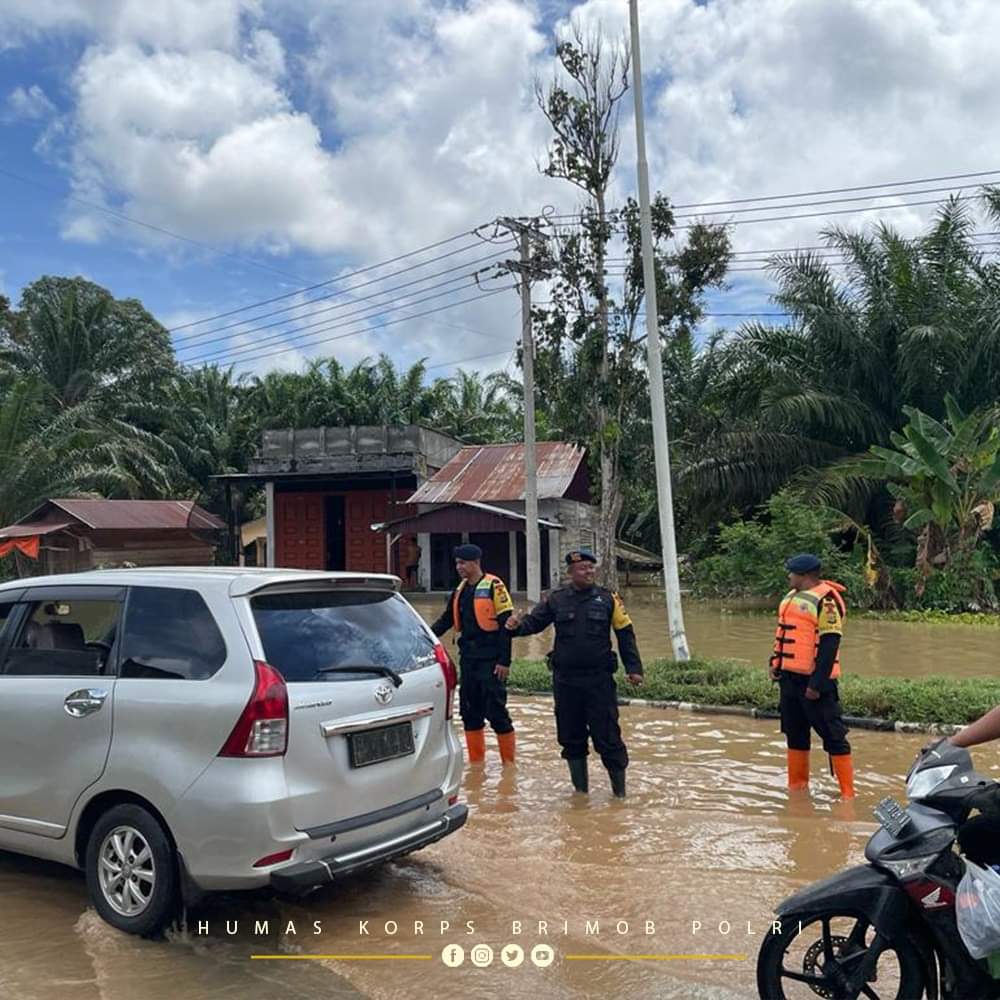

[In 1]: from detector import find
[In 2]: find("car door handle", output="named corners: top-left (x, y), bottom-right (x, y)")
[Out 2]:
top-left (64, 688), bottom-right (109, 718)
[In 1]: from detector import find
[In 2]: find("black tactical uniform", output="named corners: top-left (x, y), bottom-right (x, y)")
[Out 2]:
top-left (510, 552), bottom-right (642, 797)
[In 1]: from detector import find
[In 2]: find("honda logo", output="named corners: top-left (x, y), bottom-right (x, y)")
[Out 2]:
top-left (374, 684), bottom-right (394, 706)
top-left (921, 886), bottom-right (948, 909)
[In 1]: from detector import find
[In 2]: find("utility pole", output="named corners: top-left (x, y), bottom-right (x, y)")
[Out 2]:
top-left (628, 0), bottom-right (691, 661)
top-left (499, 217), bottom-right (545, 603)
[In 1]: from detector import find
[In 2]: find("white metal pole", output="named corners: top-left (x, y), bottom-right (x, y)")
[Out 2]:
top-left (520, 228), bottom-right (542, 603)
top-left (629, 0), bottom-right (690, 661)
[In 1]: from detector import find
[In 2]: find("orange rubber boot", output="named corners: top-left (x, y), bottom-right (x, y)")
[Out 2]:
top-left (787, 749), bottom-right (810, 790)
top-left (497, 730), bottom-right (516, 765)
top-left (465, 728), bottom-right (486, 763)
top-left (832, 753), bottom-right (856, 799)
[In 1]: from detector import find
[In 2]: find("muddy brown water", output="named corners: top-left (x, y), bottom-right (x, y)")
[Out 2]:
top-left (6, 699), bottom-right (1000, 1000)
top-left (412, 592), bottom-right (1000, 680)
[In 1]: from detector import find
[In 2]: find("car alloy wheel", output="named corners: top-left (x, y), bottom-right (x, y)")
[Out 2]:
top-left (97, 825), bottom-right (156, 917)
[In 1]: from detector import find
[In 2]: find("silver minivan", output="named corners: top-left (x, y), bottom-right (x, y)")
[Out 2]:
top-left (0, 567), bottom-right (466, 935)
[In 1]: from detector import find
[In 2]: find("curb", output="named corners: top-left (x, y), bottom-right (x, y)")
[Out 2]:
top-left (508, 687), bottom-right (962, 737)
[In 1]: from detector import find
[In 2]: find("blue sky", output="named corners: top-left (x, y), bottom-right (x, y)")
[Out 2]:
top-left (2, 0), bottom-right (999, 378)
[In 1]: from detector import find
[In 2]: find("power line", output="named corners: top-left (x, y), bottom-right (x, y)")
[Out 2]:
top-left (424, 346), bottom-right (520, 372)
top-left (0, 163), bottom-right (310, 283)
top-left (542, 167), bottom-right (1000, 218)
top-left (196, 284), bottom-right (516, 371)
top-left (169, 228), bottom-right (488, 331)
top-left (183, 269), bottom-right (510, 365)
top-left (553, 193), bottom-right (982, 233)
top-left (172, 245), bottom-right (512, 348)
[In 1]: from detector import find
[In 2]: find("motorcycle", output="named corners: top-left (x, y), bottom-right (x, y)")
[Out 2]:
top-left (756, 740), bottom-right (1000, 999)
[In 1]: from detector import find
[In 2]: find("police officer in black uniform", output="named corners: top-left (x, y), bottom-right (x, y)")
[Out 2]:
top-left (506, 548), bottom-right (643, 797)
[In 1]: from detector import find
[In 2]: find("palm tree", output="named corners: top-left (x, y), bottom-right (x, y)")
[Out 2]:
top-left (2, 276), bottom-right (175, 412)
top-left (682, 193), bottom-right (1000, 516)
top-left (0, 378), bottom-right (176, 534)
top-left (431, 369), bottom-right (520, 443)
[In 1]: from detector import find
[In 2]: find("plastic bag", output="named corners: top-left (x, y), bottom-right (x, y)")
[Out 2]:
top-left (956, 861), bottom-right (1000, 960)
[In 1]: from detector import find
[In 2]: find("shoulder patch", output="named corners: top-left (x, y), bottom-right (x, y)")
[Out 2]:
top-left (611, 592), bottom-right (632, 629)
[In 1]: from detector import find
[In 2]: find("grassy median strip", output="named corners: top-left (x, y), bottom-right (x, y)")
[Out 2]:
top-left (510, 657), bottom-right (1000, 727)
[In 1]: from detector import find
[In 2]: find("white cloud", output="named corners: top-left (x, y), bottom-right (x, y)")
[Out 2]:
top-left (3, 83), bottom-right (55, 120)
top-left (8, 0), bottom-right (1000, 372)
top-left (0, 0), bottom-right (252, 50)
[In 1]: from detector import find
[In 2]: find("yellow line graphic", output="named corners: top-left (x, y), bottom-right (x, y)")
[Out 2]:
top-left (250, 954), bottom-right (434, 961)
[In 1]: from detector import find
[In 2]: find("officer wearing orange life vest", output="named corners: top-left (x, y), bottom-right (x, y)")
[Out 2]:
top-left (770, 552), bottom-right (855, 799)
top-left (430, 543), bottom-right (516, 765)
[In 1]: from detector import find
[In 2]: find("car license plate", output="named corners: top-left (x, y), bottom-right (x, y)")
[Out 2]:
top-left (347, 722), bottom-right (415, 768)
top-left (873, 796), bottom-right (911, 837)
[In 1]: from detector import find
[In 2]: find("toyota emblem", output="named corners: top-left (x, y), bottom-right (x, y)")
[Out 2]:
top-left (374, 683), bottom-right (394, 706)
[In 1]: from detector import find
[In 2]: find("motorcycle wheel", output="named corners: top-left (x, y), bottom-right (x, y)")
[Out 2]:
top-left (756, 910), bottom-right (926, 1000)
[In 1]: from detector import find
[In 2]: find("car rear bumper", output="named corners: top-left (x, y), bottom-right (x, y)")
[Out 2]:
top-left (270, 803), bottom-right (469, 893)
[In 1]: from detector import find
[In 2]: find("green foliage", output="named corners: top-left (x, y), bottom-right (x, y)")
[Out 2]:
top-left (687, 490), bottom-right (867, 602)
top-left (853, 397), bottom-right (1000, 605)
top-left (683, 195), bottom-right (1000, 518)
top-left (511, 656), bottom-right (1000, 726)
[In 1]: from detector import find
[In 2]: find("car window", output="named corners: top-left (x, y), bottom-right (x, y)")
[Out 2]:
top-left (251, 590), bottom-right (433, 683)
top-left (119, 587), bottom-right (227, 680)
top-left (3, 599), bottom-right (120, 677)
top-left (0, 601), bottom-right (13, 637)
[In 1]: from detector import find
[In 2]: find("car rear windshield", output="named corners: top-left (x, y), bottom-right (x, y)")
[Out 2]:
top-left (250, 590), bottom-right (434, 683)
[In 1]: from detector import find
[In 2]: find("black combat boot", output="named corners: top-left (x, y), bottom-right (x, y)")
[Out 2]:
top-left (607, 767), bottom-right (626, 798)
top-left (567, 757), bottom-right (589, 793)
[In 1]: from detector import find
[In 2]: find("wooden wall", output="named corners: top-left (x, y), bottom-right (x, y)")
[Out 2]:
top-left (275, 488), bottom-right (416, 574)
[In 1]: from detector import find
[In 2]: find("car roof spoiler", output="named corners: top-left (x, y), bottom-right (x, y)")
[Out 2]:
top-left (229, 572), bottom-right (401, 598)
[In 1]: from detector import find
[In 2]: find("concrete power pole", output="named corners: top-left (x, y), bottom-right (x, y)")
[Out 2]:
top-left (500, 217), bottom-right (543, 603)
top-left (628, 0), bottom-right (691, 661)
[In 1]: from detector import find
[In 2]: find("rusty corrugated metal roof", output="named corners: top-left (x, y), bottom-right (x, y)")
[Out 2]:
top-left (0, 521), bottom-right (74, 540)
top-left (406, 442), bottom-right (586, 503)
top-left (44, 500), bottom-right (225, 531)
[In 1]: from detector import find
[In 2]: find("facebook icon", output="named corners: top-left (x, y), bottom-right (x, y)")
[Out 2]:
top-left (441, 944), bottom-right (465, 967)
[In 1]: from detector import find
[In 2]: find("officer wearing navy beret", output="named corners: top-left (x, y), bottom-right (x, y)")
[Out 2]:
top-left (431, 543), bottom-right (516, 766)
top-left (770, 553), bottom-right (854, 798)
top-left (505, 547), bottom-right (643, 798)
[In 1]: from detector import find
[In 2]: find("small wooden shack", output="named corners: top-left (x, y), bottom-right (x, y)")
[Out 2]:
top-left (0, 499), bottom-right (224, 575)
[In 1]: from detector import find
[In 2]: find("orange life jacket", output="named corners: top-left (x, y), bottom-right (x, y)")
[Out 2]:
top-left (452, 574), bottom-right (502, 635)
top-left (772, 580), bottom-right (847, 679)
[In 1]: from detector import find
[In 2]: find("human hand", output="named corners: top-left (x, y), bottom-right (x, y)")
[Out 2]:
top-left (804, 686), bottom-right (820, 701)
top-left (769, 665), bottom-right (781, 681)
top-left (494, 664), bottom-right (510, 682)
top-left (505, 611), bottom-right (522, 631)
top-left (626, 673), bottom-right (643, 687)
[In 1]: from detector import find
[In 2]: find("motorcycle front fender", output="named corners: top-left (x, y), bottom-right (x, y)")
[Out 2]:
top-left (775, 863), bottom-right (910, 942)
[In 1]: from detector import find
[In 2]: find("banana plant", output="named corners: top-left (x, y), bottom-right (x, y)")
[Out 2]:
top-left (856, 395), bottom-right (1000, 590)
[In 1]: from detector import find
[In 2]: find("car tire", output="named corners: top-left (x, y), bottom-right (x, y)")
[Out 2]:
top-left (85, 804), bottom-right (179, 937)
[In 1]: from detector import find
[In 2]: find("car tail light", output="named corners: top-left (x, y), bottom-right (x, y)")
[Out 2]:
top-left (219, 660), bottom-right (288, 757)
top-left (253, 849), bottom-right (294, 868)
top-left (448, 794), bottom-right (459, 806)
top-left (433, 643), bottom-right (458, 720)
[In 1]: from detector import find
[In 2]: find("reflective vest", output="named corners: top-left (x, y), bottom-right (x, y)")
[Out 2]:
top-left (452, 574), bottom-right (502, 635)
top-left (772, 580), bottom-right (847, 679)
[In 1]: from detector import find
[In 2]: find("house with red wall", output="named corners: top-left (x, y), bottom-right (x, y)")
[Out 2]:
top-left (214, 425), bottom-right (463, 587)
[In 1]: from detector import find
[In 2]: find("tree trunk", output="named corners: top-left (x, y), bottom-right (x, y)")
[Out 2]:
top-left (594, 189), bottom-right (619, 590)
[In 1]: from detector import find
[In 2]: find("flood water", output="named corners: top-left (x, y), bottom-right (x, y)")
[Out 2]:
top-left (412, 591), bottom-right (1000, 680)
top-left (5, 699), bottom-right (1000, 1000)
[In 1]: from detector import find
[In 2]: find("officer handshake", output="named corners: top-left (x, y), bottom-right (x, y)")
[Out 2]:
top-left (504, 548), bottom-right (644, 798)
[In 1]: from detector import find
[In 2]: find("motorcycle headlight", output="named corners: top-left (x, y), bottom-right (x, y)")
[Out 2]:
top-left (878, 854), bottom-right (941, 879)
top-left (907, 764), bottom-right (957, 799)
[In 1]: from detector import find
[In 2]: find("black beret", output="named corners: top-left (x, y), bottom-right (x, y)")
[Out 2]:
top-left (566, 548), bottom-right (597, 565)
top-left (453, 543), bottom-right (483, 561)
top-left (785, 553), bottom-right (822, 574)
